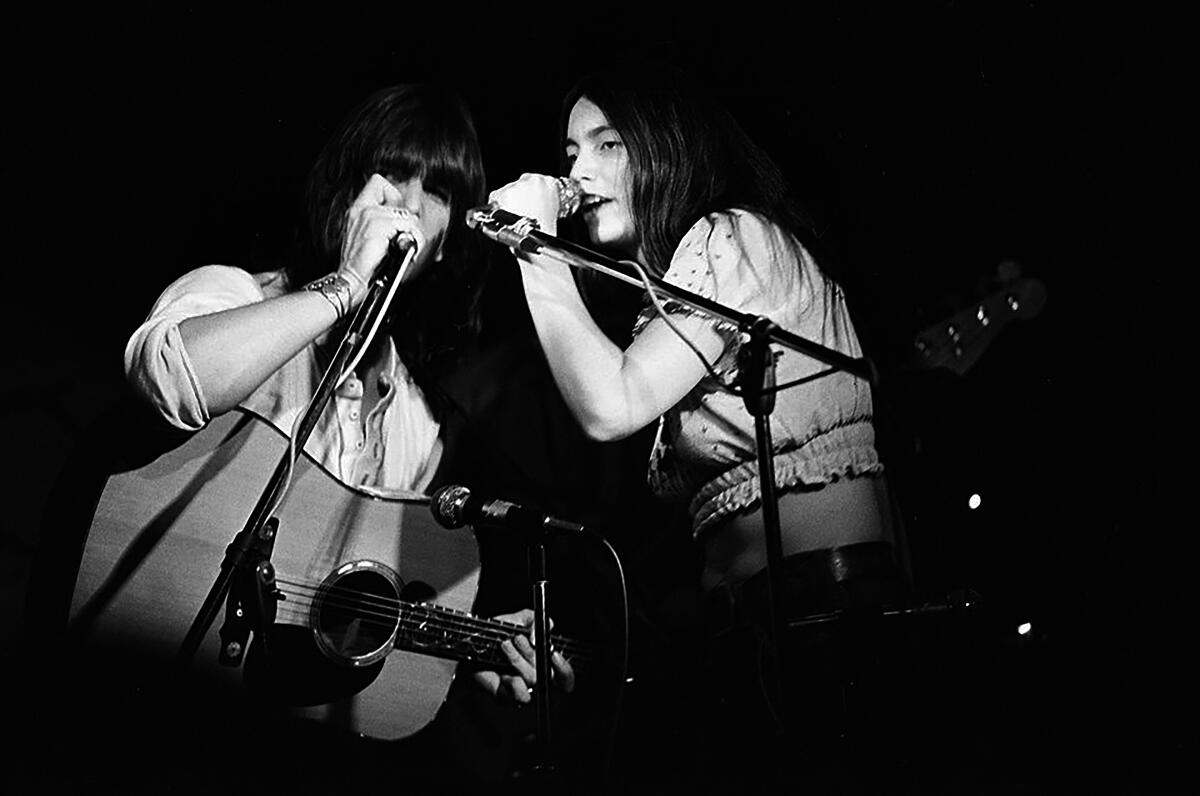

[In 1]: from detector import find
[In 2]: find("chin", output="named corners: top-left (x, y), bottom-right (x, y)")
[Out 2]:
top-left (588, 223), bottom-right (635, 254)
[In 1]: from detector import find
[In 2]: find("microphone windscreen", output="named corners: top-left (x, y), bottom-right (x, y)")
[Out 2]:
top-left (556, 177), bottom-right (583, 218)
top-left (431, 484), bottom-right (471, 529)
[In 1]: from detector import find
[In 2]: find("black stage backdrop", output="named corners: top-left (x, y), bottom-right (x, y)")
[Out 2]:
top-left (3, 3), bottom-right (1190, 793)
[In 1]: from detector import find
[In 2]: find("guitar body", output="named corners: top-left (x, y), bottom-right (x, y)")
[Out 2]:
top-left (68, 410), bottom-right (482, 741)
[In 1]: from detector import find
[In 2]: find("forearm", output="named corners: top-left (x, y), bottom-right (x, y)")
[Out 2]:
top-left (178, 289), bottom-right (339, 416)
top-left (491, 173), bottom-right (720, 438)
top-left (519, 257), bottom-right (659, 440)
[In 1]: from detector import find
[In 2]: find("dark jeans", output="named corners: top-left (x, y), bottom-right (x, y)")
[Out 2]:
top-left (700, 542), bottom-right (909, 794)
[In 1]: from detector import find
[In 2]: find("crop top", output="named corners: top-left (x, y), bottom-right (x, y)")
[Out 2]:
top-left (631, 210), bottom-right (882, 536)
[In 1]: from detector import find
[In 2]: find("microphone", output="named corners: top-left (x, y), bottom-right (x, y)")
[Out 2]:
top-left (388, 229), bottom-right (423, 257)
top-left (465, 177), bottom-right (581, 232)
top-left (430, 485), bottom-right (586, 535)
top-left (374, 228), bottom-right (424, 287)
top-left (556, 176), bottom-right (583, 218)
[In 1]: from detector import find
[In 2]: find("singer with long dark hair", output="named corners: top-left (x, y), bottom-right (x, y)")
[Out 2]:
top-left (122, 83), bottom-right (574, 779)
top-left (487, 63), bottom-right (908, 790)
top-left (128, 84), bottom-right (483, 460)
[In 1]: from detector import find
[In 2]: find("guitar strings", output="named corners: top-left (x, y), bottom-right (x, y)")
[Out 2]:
top-left (273, 575), bottom-right (594, 655)
top-left (274, 577), bottom-right (539, 644)
top-left (271, 587), bottom-right (594, 666)
top-left (269, 576), bottom-right (594, 661)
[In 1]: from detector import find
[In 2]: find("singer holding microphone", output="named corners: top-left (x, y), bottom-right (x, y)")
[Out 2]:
top-left (485, 62), bottom-right (907, 791)
top-left (124, 83), bottom-right (573, 771)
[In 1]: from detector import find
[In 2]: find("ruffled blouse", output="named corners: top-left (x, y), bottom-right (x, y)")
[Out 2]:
top-left (631, 210), bottom-right (881, 536)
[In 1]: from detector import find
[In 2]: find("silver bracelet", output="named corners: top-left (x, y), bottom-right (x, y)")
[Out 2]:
top-left (303, 273), bottom-right (354, 319)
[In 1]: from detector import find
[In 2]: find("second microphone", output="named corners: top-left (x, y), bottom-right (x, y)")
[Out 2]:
top-left (430, 485), bottom-right (586, 536)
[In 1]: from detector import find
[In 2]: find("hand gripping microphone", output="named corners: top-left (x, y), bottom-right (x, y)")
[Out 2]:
top-left (465, 177), bottom-right (582, 249)
top-left (430, 485), bottom-right (586, 536)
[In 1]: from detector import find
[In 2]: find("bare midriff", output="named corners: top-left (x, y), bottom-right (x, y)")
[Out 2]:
top-left (699, 476), bottom-right (892, 591)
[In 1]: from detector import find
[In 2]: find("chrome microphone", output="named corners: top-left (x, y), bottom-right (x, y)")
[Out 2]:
top-left (556, 176), bottom-right (583, 218)
top-left (388, 229), bottom-right (423, 257)
top-left (430, 484), bottom-right (587, 535)
top-left (465, 177), bottom-right (582, 252)
top-left (466, 177), bottom-right (581, 230)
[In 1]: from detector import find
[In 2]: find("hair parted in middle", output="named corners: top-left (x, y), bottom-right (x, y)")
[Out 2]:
top-left (560, 61), bottom-right (832, 282)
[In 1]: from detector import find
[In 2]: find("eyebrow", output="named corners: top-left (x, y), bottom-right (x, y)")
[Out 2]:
top-left (565, 125), bottom-right (618, 148)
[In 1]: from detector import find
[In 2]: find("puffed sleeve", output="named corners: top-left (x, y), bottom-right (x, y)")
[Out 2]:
top-left (124, 265), bottom-right (265, 430)
top-left (632, 210), bottom-right (806, 380)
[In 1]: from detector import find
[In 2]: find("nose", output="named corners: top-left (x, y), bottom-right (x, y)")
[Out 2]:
top-left (390, 176), bottom-right (426, 213)
top-left (399, 188), bottom-right (424, 213)
top-left (568, 153), bottom-right (595, 185)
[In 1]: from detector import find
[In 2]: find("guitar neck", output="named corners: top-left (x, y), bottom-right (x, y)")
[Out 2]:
top-left (910, 277), bottom-right (1047, 376)
top-left (395, 601), bottom-right (591, 672)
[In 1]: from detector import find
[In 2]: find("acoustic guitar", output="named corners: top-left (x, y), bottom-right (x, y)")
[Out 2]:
top-left (68, 409), bottom-right (594, 741)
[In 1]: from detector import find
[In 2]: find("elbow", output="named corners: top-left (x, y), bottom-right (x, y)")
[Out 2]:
top-left (577, 407), bottom-right (641, 443)
top-left (581, 421), bottom-right (626, 443)
top-left (561, 379), bottom-right (653, 442)
top-left (124, 334), bottom-right (210, 432)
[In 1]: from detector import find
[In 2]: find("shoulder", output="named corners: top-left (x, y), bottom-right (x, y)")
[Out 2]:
top-left (662, 210), bottom-right (819, 318)
top-left (673, 209), bottom-right (785, 263)
top-left (669, 209), bottom-right (802, 282)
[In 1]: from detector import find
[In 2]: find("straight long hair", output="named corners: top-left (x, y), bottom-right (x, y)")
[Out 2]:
top-left (561, 63), bottom-right (835, 283)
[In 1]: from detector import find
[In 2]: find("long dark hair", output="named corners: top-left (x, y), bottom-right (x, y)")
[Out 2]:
top-left (561, 63), bottom-right (834, 282)
top-left (289, 83), bottom-right (488, 392)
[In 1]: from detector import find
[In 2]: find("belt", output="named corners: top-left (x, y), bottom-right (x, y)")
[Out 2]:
top-left (705, 541), bottom-right (907, 637)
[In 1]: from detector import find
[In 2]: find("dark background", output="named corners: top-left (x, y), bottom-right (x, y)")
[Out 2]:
top-left (3, 2), bottom-right (1190, 792)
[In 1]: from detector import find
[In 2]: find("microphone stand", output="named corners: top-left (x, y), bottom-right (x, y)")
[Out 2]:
top-left (429, 486), bottom-right (573, 783)
top-left (526, 519), bottom-right (557, 784)
top-left (175, 243), bottom-right (415, 675)
top-left (468, 206), bottom-right (877, 731)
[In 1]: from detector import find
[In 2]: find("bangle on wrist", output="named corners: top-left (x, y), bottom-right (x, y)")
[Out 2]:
top-left (338, 268), bottom-right (366, 297)
top-left (303, 273), bottom-right (354, 320)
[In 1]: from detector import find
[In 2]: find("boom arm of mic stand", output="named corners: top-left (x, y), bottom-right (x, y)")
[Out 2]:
top-left (467, 206), bottom-right (876, 385)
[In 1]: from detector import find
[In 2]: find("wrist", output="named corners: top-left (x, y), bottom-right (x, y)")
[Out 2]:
top-left (303, 272), bottom-right (355, 320)
top-left (337, 268), bottom-right (368, 303)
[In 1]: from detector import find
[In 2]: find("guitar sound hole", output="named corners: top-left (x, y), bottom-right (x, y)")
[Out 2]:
top-left (311, 567), bottom-right (401, 667)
